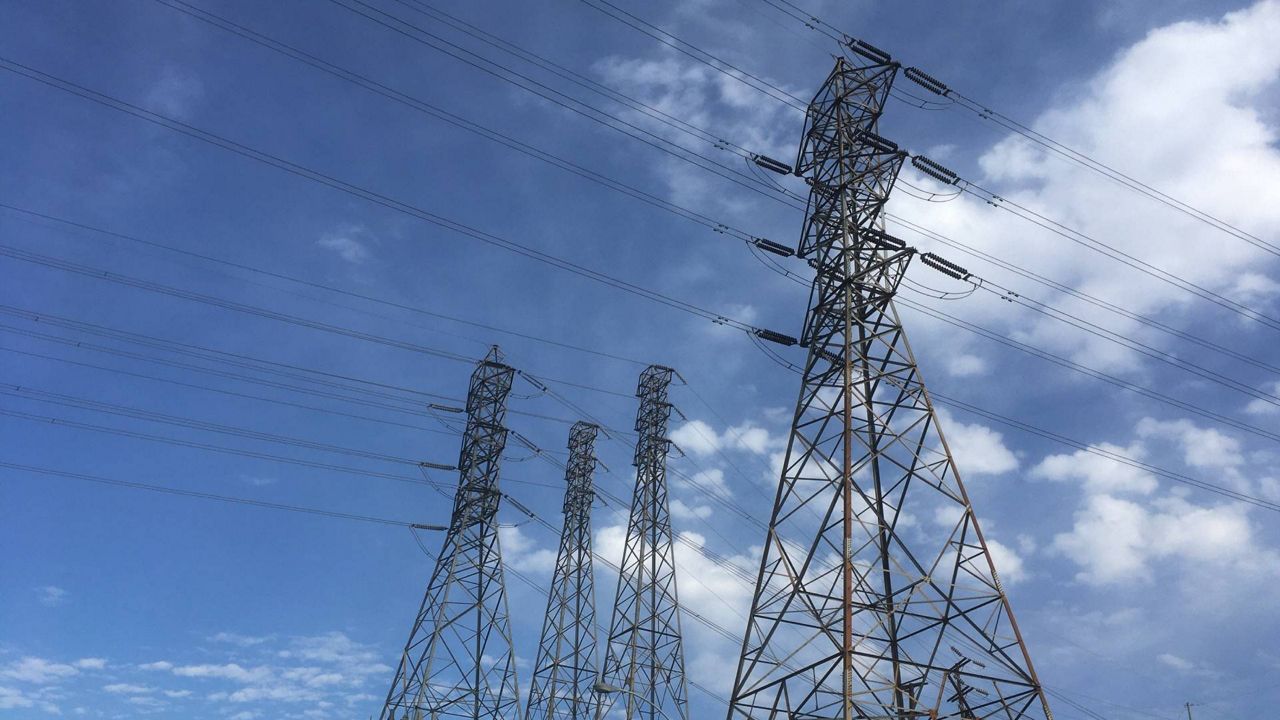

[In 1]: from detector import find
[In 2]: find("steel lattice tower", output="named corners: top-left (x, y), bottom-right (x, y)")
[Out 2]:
top-left (381, 348), bottom-right (520, 720)
top-left (526, 421), bottom-right (603, 720)
top-left (725, 46), bottom-right (1053, 720)
top-left (599, 366), bottom-right (689, 720)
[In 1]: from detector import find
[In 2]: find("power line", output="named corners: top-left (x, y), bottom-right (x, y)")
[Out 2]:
top-left (2, 460), bottom-right (440, 529)
top-left (139, 2), bottom-right (788, 247)
top-left (0, 56), bottom-right (761, 332)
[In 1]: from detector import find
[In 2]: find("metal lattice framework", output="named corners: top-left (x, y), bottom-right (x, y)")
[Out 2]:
top-left (725, 49), bottom-right (1054, 720)
top-left (381, 348), bottom-right (520, 720)
top-left (599, 366), bottom-right (689, 720)
top-left (526, 421), bottom-right (603, 720)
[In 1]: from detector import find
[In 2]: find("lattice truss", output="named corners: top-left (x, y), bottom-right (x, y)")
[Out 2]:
top-left (600, 366), bottom-right (690, 720)
top-left (381, 349), bottom-right (521, 720)
top-left (726, 48), bottom-right (1053, 720)
top-left (526, 421), bottom-right (604, 720)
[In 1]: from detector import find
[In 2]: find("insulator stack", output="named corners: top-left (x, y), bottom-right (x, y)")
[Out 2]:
top-left (904, 66), bottom-right (950, 95)
top-left (920, 252), bottom-right (972, 280)
top-left (847, 37), bottom-right (892, 64)
top-left (752, 237), bottom-right (796, 257)
top-left (754, 328), bottom-right (798, 346)
top-left (859, 130), bottom-right (899, 154)
top-left (911, 155), bottom-right (960, 185)
top-left (752, 153), bottom-right (794, 175)
top-left (863, 227), bottom-right (907, 251)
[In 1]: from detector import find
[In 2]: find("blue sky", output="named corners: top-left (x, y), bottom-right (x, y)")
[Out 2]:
top-left (3, 0), bottom-right (1280, 717)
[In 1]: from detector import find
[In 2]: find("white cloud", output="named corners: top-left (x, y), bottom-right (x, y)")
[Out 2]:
top-left (73, 659), bottom-right (105, 670)
top-left (1032, 442), bottom-right (1158, 495)
top-left (1, 657), bottom-right (79, 684)
top-left (670, 498), bottom-right (713, 520)
top-left (35, 586), bottom-right (68, 607)
top-left (1157, 652), bottom-right (1195, 671)
top-left (934, 408), bottom-right (1018, 477)
top-left (670, 419), bottom-right (782, 458)
top-left (1244, 382), bottom-right (1280, 415)
top-left (498, 524), bottom-right (558, 573)
top-left (317, 225), bottom-right (373, 264)
top-left (210, 632), bottom-right (272, 647)
top-left (1136, 418), bottom-right (1244, 471)
top-left (138, 661), bottom-right (173, 672)
top-left (985, 539), bottom-right (1028, 584)
top-left (171, 663), bottom-right (271, 683)
top-left (945, 353), bottom-right (988, 377)
top-left (103, 683), bottom-right (152, 694)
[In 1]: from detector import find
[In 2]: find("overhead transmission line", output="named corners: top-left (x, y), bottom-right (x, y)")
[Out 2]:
top-left (756, 0), bottom-right (1280, 259)
top-left (40, 4), bottom-right (1280, 386)
top-left (0, 57), bottom-right (760, 334)
top-left (311, 0), bottom-right (791, 203)
top-left (8, 42), bottom-right (1279, 511)
top-left (10, 225), bottom-right (1280, 515)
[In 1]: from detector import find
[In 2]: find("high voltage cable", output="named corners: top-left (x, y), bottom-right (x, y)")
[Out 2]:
top-left (756, 0), bottom-right (1279, 260)
top-left (1, 203), bottom-right (653, 369)
top-left (0, 57), bottom-right (761, 332)
top-left (1, 461), bottom-right (445, 529)
top-left (138, 3), bottom-right (789, 245)
top-left (6, 57), bottom-right (1276, 511)
top-left (386, 0), bottom-right (758, 158)
top-left (896, 297), bottom-right (1280, 446)
top-left (314, 0), bottom-right (791, 203)
top-left (572, 0), bottom-right (808, 110)
top-left (0, 345), bottom-right (468, 439)
top-left (886, 214), bottom-right (1280, 376)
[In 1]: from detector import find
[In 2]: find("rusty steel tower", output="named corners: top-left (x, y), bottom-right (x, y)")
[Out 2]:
top-left (525, 421), bottom-right (603, 720)
top-left (380, 348), bottom-right (520, 720)
top-left (725, 43), bottom-right (1053, 720)
top-left (599, 365), bottom-right (689, 720)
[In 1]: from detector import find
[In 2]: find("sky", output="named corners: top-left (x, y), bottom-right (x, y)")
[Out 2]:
top-left (2, 0), bottom-right (1280, 718)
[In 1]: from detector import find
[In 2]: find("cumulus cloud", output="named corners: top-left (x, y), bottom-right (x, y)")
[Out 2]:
top-left (670, 419), bottom-right (782, 457)
top-left (498, 524), bottom-right (559, 574)
top-left (934, 408), bottom-right (1018, 477)
top-left (1, 657), bottom-right (79, 684)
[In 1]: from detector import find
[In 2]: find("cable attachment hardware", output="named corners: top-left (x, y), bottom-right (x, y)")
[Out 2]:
top-left (862, 228), bottom-right (907, 251)
top-left (911, 155), bottom-right (960, 185)
top-left (858, 130), bottom-right (899, 154)
top-left (903, 67), bottom-right (949, 96)
top-left (920, 253), bottom-right (971, 281)
top-left (845, 37), bottom-right (892, 64)
top-left (752, 153), bottom-right (794, 175)
top-left (752, 237), bottom-right (796, 257)
top-left (754, 328), bottom-right (799, 347)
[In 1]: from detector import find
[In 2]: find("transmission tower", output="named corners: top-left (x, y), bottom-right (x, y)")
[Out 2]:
top-left (381, 347), bottom-right (520, 720)
top-left (599, 365), bottom-right (689, 720)
top-left (525, 421), bottom-right (603, 720)
top-left (725, 44), bottom-right (1053, 720)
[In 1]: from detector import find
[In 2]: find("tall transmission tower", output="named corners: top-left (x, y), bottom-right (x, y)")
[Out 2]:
top-left (599, 365), bottom-right (689, 720)
top-left (725, 45), bottom-right (1053, 720)
top-left (526, 421), bottom-right (603, 720)
top-left (381, 347), bottom-right (520, 720)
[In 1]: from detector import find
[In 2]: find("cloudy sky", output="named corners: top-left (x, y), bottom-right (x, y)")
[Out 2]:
top-left (3, 0), bottom-right (1280, 717)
